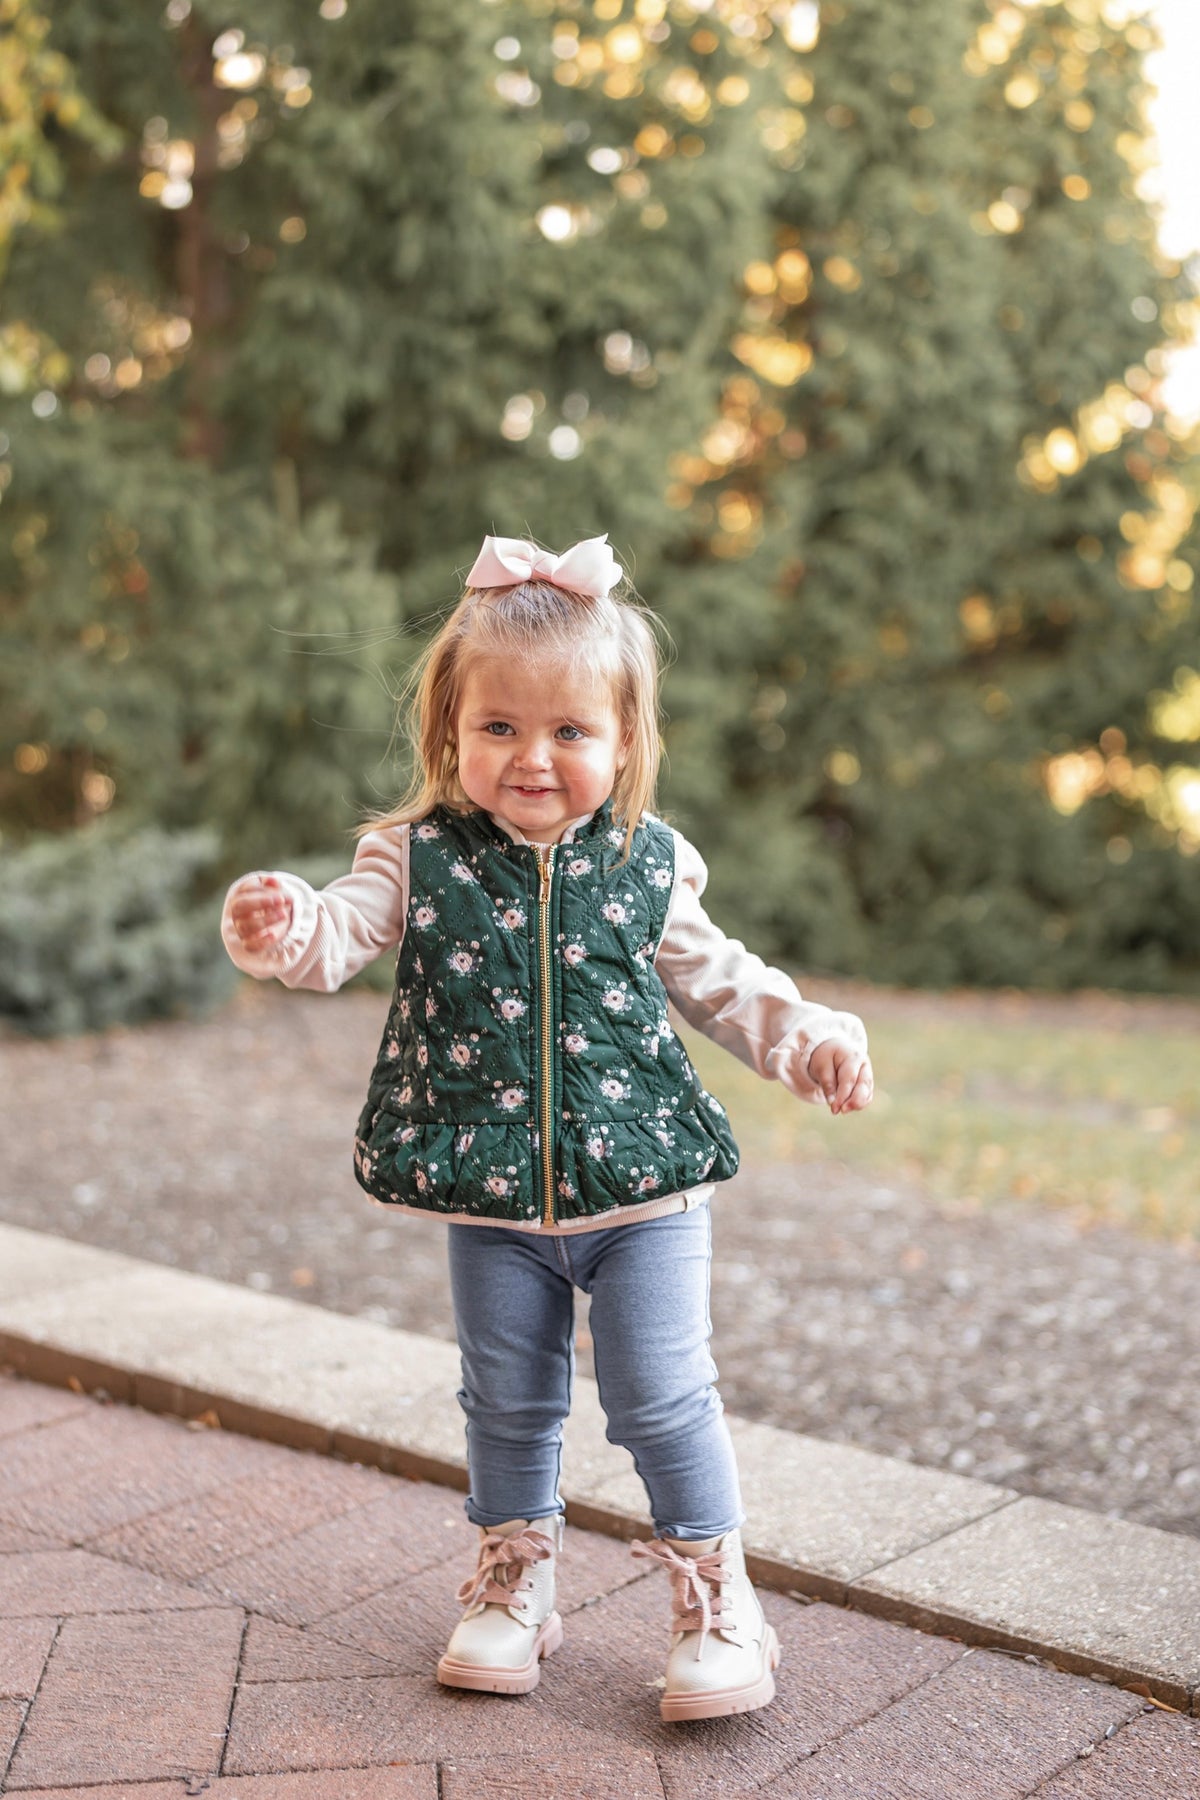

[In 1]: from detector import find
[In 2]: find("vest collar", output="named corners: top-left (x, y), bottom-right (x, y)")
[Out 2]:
top-left (489, 810), bottom-right (595, 847)
top-left (438, 798), bottom-right (618, 855)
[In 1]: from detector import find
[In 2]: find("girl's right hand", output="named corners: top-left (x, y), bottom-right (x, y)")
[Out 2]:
top-left (229, 875), bottom-right (293, 952)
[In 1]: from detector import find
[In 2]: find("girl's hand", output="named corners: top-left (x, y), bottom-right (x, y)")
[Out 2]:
top-left (229, 875), bottom-right (293, 953)
top-left (808, 1042), bottom-right (874, 1115)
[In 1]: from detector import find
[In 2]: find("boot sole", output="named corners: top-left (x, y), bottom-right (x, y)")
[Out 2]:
top-left (436, 1610), bottom-right (563, 1695)
top-left (660, 1624), bottom-right (782, 1722)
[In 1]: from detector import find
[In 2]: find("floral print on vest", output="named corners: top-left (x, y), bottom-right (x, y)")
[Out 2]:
top-left (353, 803), bottom-right (739, 1224)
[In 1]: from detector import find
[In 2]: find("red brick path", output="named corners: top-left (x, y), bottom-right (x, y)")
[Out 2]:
top-left (0, 1372), bottom-right (1195, 1798)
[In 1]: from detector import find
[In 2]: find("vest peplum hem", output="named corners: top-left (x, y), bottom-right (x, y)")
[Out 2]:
top-left (353, 1102), bottom-right (738, 1225)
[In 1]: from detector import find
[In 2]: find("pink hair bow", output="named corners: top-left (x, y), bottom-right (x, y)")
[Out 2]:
top-left (465, 533), bottom-right (623, 598)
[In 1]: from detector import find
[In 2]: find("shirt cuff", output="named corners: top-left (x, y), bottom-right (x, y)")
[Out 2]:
top-left (220, 872), bottom-right (319, 980)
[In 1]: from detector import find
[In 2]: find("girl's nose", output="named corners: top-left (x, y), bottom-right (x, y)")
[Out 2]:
top-left (515, 738), bottom-right (553, 770)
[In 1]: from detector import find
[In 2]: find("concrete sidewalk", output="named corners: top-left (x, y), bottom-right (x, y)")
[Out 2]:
top-left (1, 1222), bottom-right (1199, 1795)
top-left (2, 1369), bottom-right (1198, 1799)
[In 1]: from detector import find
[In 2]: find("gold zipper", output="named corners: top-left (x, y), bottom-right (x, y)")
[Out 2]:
top-left (534, 845), bottom-right (558, 1227)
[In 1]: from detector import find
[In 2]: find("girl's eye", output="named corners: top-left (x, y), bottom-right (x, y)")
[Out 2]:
top-left (557, 725), bottom-right (584, 741)
top-left (484, 722), bottom-right (514, 736)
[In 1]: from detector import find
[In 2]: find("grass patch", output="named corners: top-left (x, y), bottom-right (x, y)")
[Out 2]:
top-left (682, 1012), bottom-right (1200, 1242)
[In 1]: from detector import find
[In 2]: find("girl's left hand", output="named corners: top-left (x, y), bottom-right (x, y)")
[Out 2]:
top-left (808, 1042), bottom-right (874, 1114)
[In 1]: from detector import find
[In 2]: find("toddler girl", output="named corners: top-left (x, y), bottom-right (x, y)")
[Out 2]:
top-left (222, 532), bottom-right (873, 1722)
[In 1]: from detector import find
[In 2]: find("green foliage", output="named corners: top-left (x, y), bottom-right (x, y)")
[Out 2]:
top-left (2, 0), bottom-right (775, 870)
top-left (0, 821), bottom-right (236, 1035)
top-left (654, 0), bottom-right (1200, 991)
top-left (0, 0), bottom-right (122, 284)
top-left (0, 409), bottom-right (401, 872)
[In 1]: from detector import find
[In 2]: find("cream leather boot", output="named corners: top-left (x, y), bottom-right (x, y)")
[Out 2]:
top-left (436, 1514), bottom-right (564, 1694)
top-left (632, 1527), bottom-right (781, 1721)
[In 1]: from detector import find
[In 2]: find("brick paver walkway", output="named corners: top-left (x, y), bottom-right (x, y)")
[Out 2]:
top-left (1, 1372), bottom-right (1197, 1799)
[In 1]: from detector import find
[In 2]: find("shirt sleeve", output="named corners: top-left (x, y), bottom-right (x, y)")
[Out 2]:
top-left (219, 825), bottom-right (409, 993)
top-left (654, 829), bottom-right (869, 1105)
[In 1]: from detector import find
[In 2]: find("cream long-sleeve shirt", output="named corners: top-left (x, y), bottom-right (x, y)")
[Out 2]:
top-left (221, 812), bottom-right (869, 1233)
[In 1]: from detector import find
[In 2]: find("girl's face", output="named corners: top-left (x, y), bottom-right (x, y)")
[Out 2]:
top-left (455, 657), bottom-right (627, 844)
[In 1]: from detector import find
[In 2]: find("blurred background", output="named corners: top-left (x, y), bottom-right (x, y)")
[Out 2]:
top-left (2, 0), bottom-right (1199, 1022)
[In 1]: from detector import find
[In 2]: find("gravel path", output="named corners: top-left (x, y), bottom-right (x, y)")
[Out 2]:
top-left (4, 982), bottom-right (1199, 1539)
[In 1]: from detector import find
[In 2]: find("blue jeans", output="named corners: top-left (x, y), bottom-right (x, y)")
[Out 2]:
top-left (446, 1202), bottom-right (745, 1540)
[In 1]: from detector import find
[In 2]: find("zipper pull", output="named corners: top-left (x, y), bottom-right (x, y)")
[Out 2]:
top-left (536, 845), bottom-right (555, 903)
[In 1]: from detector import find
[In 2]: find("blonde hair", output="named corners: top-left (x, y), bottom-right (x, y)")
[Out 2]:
top-left (357, 571), bottom-right (666, 858)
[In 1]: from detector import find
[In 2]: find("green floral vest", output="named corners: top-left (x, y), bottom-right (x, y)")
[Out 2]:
top-left (353, 802), bottom-right (740, 1225)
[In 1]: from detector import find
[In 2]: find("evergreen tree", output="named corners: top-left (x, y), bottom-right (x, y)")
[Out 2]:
top-left (655, 0), bottom-right (1200, 989)
top-left (950, 0), bottom-right (1200, 985)
top-left (0, 819), bottom-right (236, 1034)
top-left (229, 0), bottom-right (780, 598)
top-left (2, 0), bottom-right (777, 874)
top-left (1, 0), bottom-right (401, 867)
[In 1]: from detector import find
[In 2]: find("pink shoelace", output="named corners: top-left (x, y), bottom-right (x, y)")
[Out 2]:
top-left (632, 1538), bottom-right (735, 1660)
top-left (456, 1527), bottom-right (556, 1612)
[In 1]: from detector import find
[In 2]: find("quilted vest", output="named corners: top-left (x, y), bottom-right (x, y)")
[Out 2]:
top-left (353, 802), bottom-right (740, 1225)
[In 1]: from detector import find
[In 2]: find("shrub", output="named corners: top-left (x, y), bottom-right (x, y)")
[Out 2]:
top-left (0, 822), bottom-right (237, 1037)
